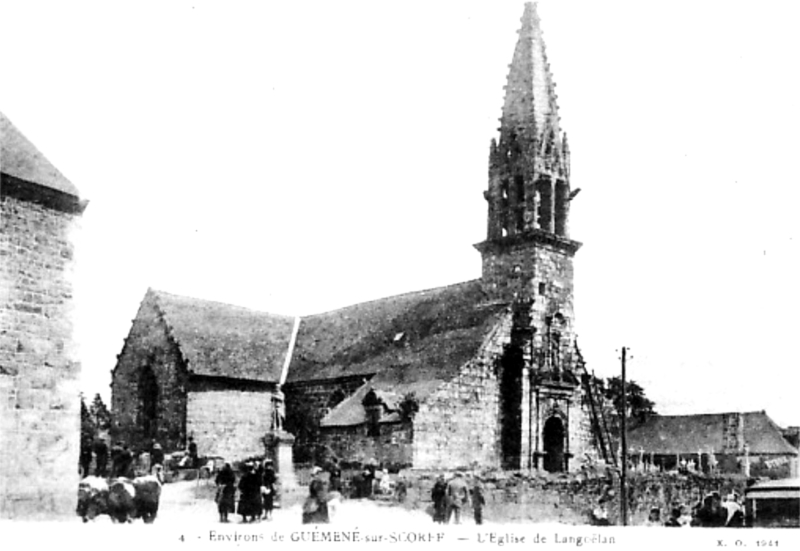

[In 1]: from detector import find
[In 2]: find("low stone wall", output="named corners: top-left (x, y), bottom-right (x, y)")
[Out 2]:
top-left (391, 470), bottom-right (749, 526)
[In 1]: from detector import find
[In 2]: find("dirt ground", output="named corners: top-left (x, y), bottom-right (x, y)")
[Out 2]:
top-left (154, 479), bottom-right (446, 527)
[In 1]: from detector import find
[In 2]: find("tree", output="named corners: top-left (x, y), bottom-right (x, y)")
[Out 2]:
top-left (604, 376), bottom-right (656, 426)
top-left (89, 393), bottom-right (112, 432)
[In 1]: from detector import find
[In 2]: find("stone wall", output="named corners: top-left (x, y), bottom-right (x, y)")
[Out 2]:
top-left (111, 293), bottom-right (188, 453)
top-left (321, 421), bottom-right (413, 468)
top-left (0, 194), bottom-right (81, 518)
top-left (395, 470), bottom-right (748, 526)
top-left (284, 376), bottom-right (369, 461)
top-left (186, 388), bottom-right (274, 461)
top-left (413, 313), bottom-right (513, 470)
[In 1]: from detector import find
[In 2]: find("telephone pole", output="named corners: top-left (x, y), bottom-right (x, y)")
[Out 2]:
top-left (620, 346), bottom-right (628, 526)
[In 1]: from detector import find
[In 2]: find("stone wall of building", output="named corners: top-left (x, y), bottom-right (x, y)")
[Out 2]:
top-left (0, 194), bottom-right (81, 518)
top-left (186, 389), bottom-right (274, 461)
top-left (284, 376), bottom-right (369, 461)
top-left (413, 313), bottom-right (513, 470)
top-left (320, 421), bottom-right (413, 468)
top-left (111, 294), bottom-right (188, 453)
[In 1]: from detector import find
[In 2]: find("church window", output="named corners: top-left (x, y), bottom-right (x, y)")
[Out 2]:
top-left (555, 180), bottom-right (567, 235)
top-left (536, 178), bottom-right (553, 232)
top-left (514, 175), bottom-right (525, 232)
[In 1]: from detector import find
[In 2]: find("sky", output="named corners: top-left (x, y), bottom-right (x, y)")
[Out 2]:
top-left (1, 0), bottom-right (798, 427)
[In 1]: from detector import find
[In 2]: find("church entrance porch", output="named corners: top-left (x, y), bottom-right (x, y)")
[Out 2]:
top-left (543, 415), bottom-right (565, 472)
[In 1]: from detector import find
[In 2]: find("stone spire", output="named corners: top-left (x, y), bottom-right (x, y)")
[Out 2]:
top-left (476, 2), bottom-right (580, 304)
top-left (499, 2), bottom-right (567, 177)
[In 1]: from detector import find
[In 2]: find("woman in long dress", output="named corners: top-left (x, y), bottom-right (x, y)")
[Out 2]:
top-left (215, 463), bottom-right (236, 523)
top-left (237, 463), bottom-right (263, 523)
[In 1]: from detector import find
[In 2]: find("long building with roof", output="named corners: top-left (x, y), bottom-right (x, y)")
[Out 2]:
top-left (1, 111), bottom-right (87, 517)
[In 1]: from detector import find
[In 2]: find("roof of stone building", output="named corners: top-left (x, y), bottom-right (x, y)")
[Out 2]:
top-left (627, 411), bottom-right (799, 456)
top-left (287, 279), bottom-right (507, 387)
top-left (321, 384), bottom-right (403, 427)
top-left (150, 289), bottom-right (295, 383)
top-left (0, 111), bottom-right (81, 197)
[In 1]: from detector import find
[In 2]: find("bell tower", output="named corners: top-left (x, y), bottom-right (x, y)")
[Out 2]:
top-left (476, 2), bottom-right (590, 472)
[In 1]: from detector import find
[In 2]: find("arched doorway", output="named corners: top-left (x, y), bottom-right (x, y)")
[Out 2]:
top-left (543, 415), bottom-right (565, 472)
top-left (139, 365), bottom-right (158, 442)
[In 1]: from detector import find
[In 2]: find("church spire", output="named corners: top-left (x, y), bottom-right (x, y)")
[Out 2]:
top-left (501, 2), bottom-right (562, 148)
top-left (476, 2), bottom-right (580, 304)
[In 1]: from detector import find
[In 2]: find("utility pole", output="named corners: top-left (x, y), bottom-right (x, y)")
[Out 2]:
top-left (620, 346), bottom-right (628, 526)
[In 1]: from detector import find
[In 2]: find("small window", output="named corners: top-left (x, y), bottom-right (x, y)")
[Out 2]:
top-left (539, 282), bottom-right (547, 295)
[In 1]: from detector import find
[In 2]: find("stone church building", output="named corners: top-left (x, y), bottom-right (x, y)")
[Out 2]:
top-left (284, 2), bottom-right (595, 472)
top-left (111, 3), bottom-right (600, 472)
top-left (1, 112), bottom-right (86, 517)
top-left (111, 289), bottom-right (296, 461)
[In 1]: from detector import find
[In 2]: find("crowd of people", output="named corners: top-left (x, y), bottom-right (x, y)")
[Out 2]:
top-left (430, 472), bottom-right (485, 525)
top-left (214, 459), bottom-right (277, 523)
top-left (79, 437), bottom-right (172, 479)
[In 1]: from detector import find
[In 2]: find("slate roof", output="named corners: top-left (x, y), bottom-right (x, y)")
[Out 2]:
top-left (321, 384), bottom-right (403, 428)
top-left (0, 111), bottom-right (80, 197)
top-left (627, 411), bottom-right (799, 456)
top-left (287, 279), bottom-right (507, 390)
top-left (150, 289), bottom-right (296, 383)
top-left (289, 280), bottom-right (508, 428)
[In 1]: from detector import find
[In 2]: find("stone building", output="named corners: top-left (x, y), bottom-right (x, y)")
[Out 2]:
top-left (1, 112), bottom-right (86, 517)
top-left (283, 3), bottom-right (598, 472)
top-left (110, 288), bottom-right (296, 461)
top-left (628, 411), bottom-right (799, 479)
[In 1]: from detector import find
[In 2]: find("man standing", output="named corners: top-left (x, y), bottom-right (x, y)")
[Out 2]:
top-left (151, 442), bottom-right (164, 472)
top-left (431, 474), bottom-right (447, 523)
top-left (188, 436), bottom-right (199, 468)
top-left (446, 472), bottom-right (470, 525)
top-left (94, 439), bottom-right (109, 477)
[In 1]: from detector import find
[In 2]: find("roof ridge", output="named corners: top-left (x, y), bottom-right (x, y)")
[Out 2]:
top-left (301, 279), bottom-right (483, 319)
top-left (149, 287), bottom-right (295, 319)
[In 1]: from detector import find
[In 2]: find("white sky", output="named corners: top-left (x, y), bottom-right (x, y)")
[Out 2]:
top-left (1, 0), bottom-right (798, 427)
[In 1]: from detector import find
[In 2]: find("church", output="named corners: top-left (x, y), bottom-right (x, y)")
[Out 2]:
top-left (111, 2), bottom-right (601, 472)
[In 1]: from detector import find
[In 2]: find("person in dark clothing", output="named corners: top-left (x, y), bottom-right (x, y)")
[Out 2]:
top-left (237, 463), bottom-right (262, 523)
top-left (118, 445), bottom-right (134, 478)
top-left (109, 442), bottom-right (124, 477)
top-left (150, 442), bottom-right (164, 471)
top-left (215, 463), bottom-right (236, 523)
top-left (328, 458), bottom-right (342, 493)
top-left (261, 460), bottom-right (277, 520)
top-left (363, 462), bottom-right (376, 498)
top-left (431, 475), bottom-right (448, 524)
top-left (472, 479), bottom-right (486, 525)
top-left (94, 439), bottom-right (108, 477)
top-left (664, 506), bottom-right (683, 527)
top-left (302, 467), bottom-right (329, 524)
top-left (80, 437), bottom-right (93, 478)
top-left (188, 437), bottom-right (199, 468)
